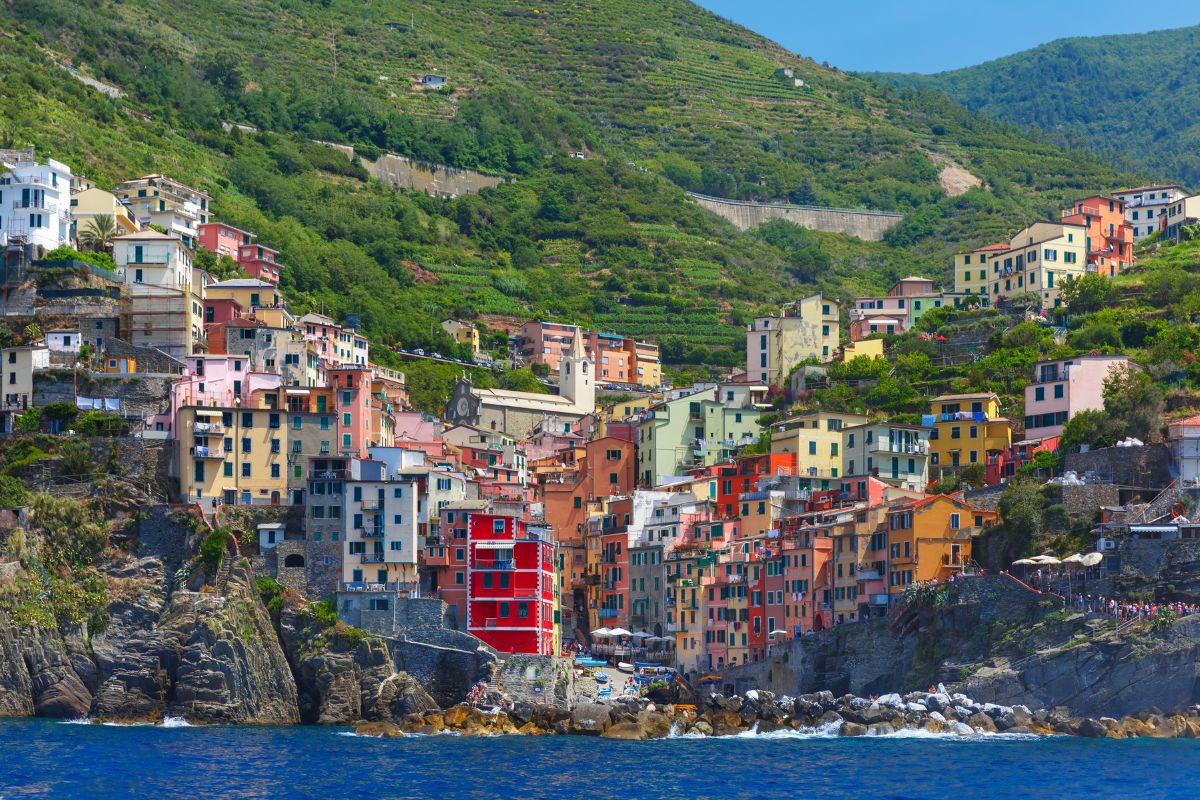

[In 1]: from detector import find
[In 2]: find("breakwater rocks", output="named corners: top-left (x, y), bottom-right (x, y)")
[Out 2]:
top-left (354, 688), bottom-right (1200, 740)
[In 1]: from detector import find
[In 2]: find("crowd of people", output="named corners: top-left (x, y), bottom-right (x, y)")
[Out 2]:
top-left (1078, 595), bottom-right (1200, 621)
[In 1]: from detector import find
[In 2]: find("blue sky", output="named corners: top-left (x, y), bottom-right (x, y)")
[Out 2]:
top-left (693, 0), bottom-right (1200, 73)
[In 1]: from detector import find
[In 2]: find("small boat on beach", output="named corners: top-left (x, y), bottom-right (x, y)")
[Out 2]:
top-left (617, 662), bottom-right (635, 673)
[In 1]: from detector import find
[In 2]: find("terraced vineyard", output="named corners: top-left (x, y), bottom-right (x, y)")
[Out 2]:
top-left (2, 0), bottom-right (1139, 376)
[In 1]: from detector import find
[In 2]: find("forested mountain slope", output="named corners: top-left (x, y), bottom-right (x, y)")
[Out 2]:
top-left (0, 0), bottom-right (1136, 366)
top-left (875, 25), bottom-right (1200, 188)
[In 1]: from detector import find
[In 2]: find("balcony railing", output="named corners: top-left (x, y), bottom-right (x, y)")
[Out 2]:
top-left (309, 469), bottom-right (347, 480)
top-left (192, 446), bottom-right (225, 459)
top-left (360, 553), bottom-right (387, 564)
top-left (598, 608), bottom-right (619, 619)
top-left (855, 569), bottom-right (882, 581)
top-left (361, 526), bottom-right (385, 539)
top-left (360, 499), bottom-right (382, 511)
top-left (876, 441), bottom-right (928, 455)
top-left (194, 422), bottom-right (225, 434)
top-left (340, 581), bottom-right (400, 592)
top-left (475, 559), bottom-right (514, 570)
top-left (869, 594), bottom-right (890, 607)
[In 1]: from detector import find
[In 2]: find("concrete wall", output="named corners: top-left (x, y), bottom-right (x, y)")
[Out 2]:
top-left (364, 153), bottom-right (504, 198)
top-left (33, 371), bottom-right (173, 422)
top-left (1061, 483), bottom-right (1122, 516)
top-left (494, 654), bottom-right (577, 709)
top-left (103, 338), bottom-right (183, 375)
top-left (686, 192), bottom-right (903, 241)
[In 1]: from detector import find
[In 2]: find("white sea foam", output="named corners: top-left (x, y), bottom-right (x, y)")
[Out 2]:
top-left (58, 717), bottom-right (93, 725)
top-left (160, 717), bottom-right (192, 728)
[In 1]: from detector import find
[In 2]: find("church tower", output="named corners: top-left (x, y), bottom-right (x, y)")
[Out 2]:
top-left (559, 333), bottom-right (595, 412)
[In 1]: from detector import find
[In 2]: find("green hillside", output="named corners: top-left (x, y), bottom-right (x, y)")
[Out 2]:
top-left (875, 25), bottom-right (1200, 188)
top-left (0, 0), bottom-right (1137, 372)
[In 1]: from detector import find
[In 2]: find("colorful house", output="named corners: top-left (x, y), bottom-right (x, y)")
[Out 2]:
top-left (1060, 195), bottom-right (1133, 277)
top-left (1023, 355), bottom-right (1130, 440)
top-left (746, 294), bottom-right (840, 384)
top-left (885, 495), bottom-right (997, 598)
top-left (466, 510), bottom-right (559, 656)
top-left (926, 393), bottom-right (1011, 482)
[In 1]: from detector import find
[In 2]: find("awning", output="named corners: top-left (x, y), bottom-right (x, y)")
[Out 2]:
top-left (472, 542), bottom-right (514, 550)
top-left (195, 409), bottom-right (223, 417)
top-left (285, 388), bottom-right (310, 395)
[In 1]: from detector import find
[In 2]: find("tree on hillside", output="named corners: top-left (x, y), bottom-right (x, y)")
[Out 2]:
top-left (1102, 365), bottom-right (1164, 442)
top-left (79, 214), bottom-right (117, 252)
top-left (1059, 408), bottom-right (1119, 452)
top-left (1059, 273), bottom-right (1115, 314)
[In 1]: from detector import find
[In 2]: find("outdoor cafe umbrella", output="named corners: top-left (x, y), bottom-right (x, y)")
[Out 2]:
top-left (1030, 554), bottom-right (1061, 565)
top-left (1061, 554), bottom-right (1084, 597)
top-left (769, 629), bottom-right (788, 636)
top-left (591, 627), bottom-right (612, 637)
top-left (1082, 552), bottom-right (1104, 567)
top-left (631, 631), bottom-right (653, 639)
top-left (608, 627), bottom-right (632, 637)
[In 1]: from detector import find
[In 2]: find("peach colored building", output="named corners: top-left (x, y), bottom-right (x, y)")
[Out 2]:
top-left (1060, 195), bottom-right (1134, 277)
top-left (1023, 355), bottom-right (1130, 440)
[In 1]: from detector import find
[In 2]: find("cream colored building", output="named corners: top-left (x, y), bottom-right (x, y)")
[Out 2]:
top-left (771, 410), bottom-right (868, 488)
top-left (71, 187), bottom-right (140, 239)
top-left (955, 222), bottom-right (1088, 309)
top-left (177, 401), bottom-right (290, 507)
top-left (0, 345), bottom-right (49, 410)
top-left (746, 294), bottom-right (840, 385)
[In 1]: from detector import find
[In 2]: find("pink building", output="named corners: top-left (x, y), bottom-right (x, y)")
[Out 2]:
top-left (985, 436), bottom-right (1060, 486)
top-left (149, 355), bottom-right (281, 435)
top-left (203, 298), bottom-right (244, 328)
top-left (326, 366), bottom-right (374, 457)
top-left (517, 321), bottom-right (582, 371)
top-left (1023, 355), bottom-right (1130, 439)
top-left (197, 222), bottom-right (254, 260)
top-left (849, 312), bottom-right (907, 341)
top-left (238, 242), bottom-right (281, 285)
top-left (849, 277), bottom-right (937, 341)
top-left (585, 331), bottom-right (632, 384)
top-left (300, 313), bottom-right (343, 366)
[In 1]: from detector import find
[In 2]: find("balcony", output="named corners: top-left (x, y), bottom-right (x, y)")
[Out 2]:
top-left (194, 422), bottom-right (225, 434)
top-left (869, 594), bottom-right (890, 607)
top-left (192, 446), bottom-right (225, 459)
top-left (360, 499), bottom-right (382, 512)
top-left (475, 559), bottom-right (514, 570)
top-left (360, 553), bottom-right (388, 564)
top-left (361, 526), bottom-right (385, 539)
top-left (855, 569), bottom-right (882, 581)
top-left (666, 621), bottom-right (686, 633)
top-left (340, 581), bottom-right (400, 592)
top-left (876, 440), bottom-right (928, 455)
top-left (308, 468), bottom-right (347, 480)
top-left (598, 608), bottom-right (619, 619)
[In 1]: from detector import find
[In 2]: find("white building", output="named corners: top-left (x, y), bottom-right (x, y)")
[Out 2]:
top-left (1169, 416), bottom-right (1200, 487)
top-left (0, 345), bottom-right (49, 411)
top-left (0, 148), bottom-right (73, 255)
top-left (1111, 184), bottom-right (1188, 241)
top-left (342, 460), bottom-right (420, 593)
top-left (45, 329), bottom-right (81, 355)
top-left (113, 230), bottom-right (194, 290)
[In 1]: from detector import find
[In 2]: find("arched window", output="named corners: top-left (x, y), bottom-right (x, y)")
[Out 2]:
top-left (283, 553), bottom-right (305, 568)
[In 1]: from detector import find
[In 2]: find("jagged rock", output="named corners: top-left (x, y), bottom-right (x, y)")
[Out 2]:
top-left (906, 702), bottom-right (927, 713)
top-left (22, 634), bottom-right (93, 719)
top-left (689, 720), bottom-right (713, 736)
top-left (924, 693), bottom-right (951, 712)
top-left (637, 709), bottom-right (673, 739)
top-left (815, 690), bottom-right (836, 710)
top-left (443, 704), bottom-right (470, 728)
top-left (1011, 705), bottom-right (1032, 727)
top-left (840, 721), bottom-right (867, 736)
top-left (0, 615), bottom-right (33, 717)
top-left (602, 721), bottom-right (648, 740)
top-left (571, 702), bottom-right (613, 735)
top-left (953, 722), bottom-right (974, 735)
top-left (876, 693), bottom-right (903, 708)
top-left (1076, 718), bottom-right (1109, 738)
top-left (867, 721), bottom-right (895, 736)
top-left (920, 717), bottom-right (945, 733)
top-left (355, 721), bottom-right (404, 738)
top-left (967, 712), bottom-right (997, 733)
top-left (509, 700), bottom-right (535, 726)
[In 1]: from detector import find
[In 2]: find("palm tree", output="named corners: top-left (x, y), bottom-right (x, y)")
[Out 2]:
top-left (79, 214), bottom-right (117, 252)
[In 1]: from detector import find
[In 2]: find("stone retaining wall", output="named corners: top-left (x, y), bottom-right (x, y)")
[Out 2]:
top-left (686, 192), bottom-right (903, 241)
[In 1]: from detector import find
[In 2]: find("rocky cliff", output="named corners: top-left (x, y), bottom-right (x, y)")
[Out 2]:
top-left (0, 504), bottom-right (485, 725)
top-left (723, 576), bottom-right (1200, 719)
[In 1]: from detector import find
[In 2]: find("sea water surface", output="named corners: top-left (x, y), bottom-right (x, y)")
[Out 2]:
top-left (0, 718), bottom-right (1192, 799)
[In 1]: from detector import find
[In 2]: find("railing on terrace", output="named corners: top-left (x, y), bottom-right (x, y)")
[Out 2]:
top-left (309, 469), bottom-right (348, 480)
top-left (340, 581), bottom-right (400, 592)
top-left (475, 559), bottom-right (514, 570)
top-left (361, 526), bottom-right (385, 539)
top-left (598, 608), bottom-right (619, 619)
top-left (194, 422), bottom-right (225, 435)
top-left (192, 446), bottom-right (225, 459)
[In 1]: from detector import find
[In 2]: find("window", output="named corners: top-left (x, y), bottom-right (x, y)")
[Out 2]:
top-left (241, 463), bottom-right (251, 478)
top-left (1035, 387), bottom-right (1045, 402)
top-left (518, 602), bottom-right (529, 618)
top-left (241, 437), bottom-right (251, 453)
top-left (1054, 383), bottom-right (1064, 399)
top-left (808, 441), bottom-right (817, 455)
top-left (390, 541), bottom-right (403, 551)
top-left (270, 464), bottom-right (280, 478)
top-left (223, 462), bottom-right (233, 477)
top-left (499, 602), bottom-right (509, 618)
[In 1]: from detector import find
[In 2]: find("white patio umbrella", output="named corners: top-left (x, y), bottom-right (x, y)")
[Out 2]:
top-left (631, 631), bottom-right (653, 639)
top-left (608, 627), bottom-right (632, 637)
top-left (1012, 558), bottom-right (1036, 566)
top-left (1081, 552), bottom-right (1104, 567)
top-left (1061, 553), bottom-right (1085, 565)
top-left (769, 629), bottom-right (788, 637)
top-left (591, 627), bottom-right (612, 637)
top-left (1031, 554), bottom-right (1061, 565)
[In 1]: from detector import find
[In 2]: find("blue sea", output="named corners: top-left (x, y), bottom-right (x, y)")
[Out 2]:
top-left (0, 718), bottom-right (1193, 799)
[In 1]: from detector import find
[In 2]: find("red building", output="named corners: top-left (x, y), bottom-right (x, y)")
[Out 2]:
top-left (197, 221), bottom-right (254, 260)
top-left (984, 436), bottom-right (1060, 486)
top-left (238, 242), bottom-right (282, 285)
top-left (714, 453), bottom-right (798, 518)
top-left (467, 510), bottom-right (558, 655)
top-left (1061, 195), bottom-right (1134, 277)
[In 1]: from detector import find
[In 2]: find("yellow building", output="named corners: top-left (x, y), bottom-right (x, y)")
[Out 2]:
top-left (747, 294), bottom-right (841, 384)
top-left (954, 223), bottom-right (1089, 309)
top-left (628, 340), bottom-right (662, 389)
top-left (593, 393), bottom-right (660, 437)
top-left (70, 187), bottom-right (140, 238)
top-left (177, 400), bottom-right (289, 507)
top-left (927, 393), bottom-right (1011, 479)
top-left (841, 338), bottom-right (884, 362)
top-left (441, 320), bottom-right (481, 355)
top-left (771, 410), bottom-right (868, 488)
top-left (885, 495), bottom-right (997, 597)
top-left (205, 278), bottom-right (282, 313)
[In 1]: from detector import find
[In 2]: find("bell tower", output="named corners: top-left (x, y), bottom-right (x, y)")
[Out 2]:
top-left (559, 333), bottom-right (594, 412)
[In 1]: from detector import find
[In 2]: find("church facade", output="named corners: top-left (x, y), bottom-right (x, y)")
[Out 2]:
top-left (443, 334), bottom-right (595, 439)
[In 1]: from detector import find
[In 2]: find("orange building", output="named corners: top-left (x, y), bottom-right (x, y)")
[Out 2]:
top-left (1061, 195), bottom-right (1134, 277)
top-left (885, 494), bottom-right (997, 598)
